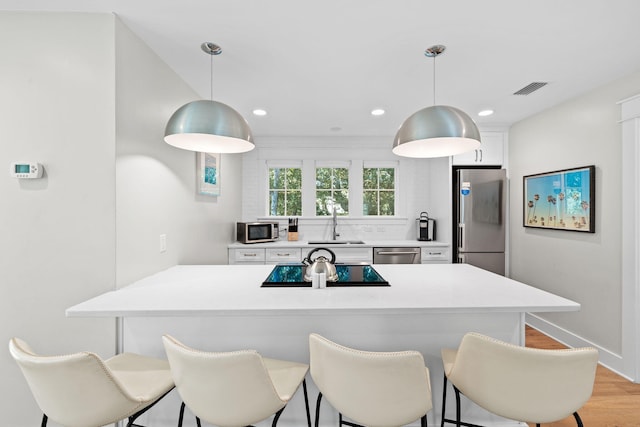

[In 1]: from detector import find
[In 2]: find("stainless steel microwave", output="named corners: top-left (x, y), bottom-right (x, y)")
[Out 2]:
top-left (236, 222), bottom-right (279, 243)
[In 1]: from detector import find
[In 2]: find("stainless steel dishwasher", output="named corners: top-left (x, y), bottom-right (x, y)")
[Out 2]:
top-left (373, 247), bottom-right (421, 264)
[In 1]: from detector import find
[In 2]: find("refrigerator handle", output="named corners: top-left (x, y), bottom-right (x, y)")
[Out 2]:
top-left (458, 254), bottom-right (466, 264)
top-left (458, 223), bottom-right (465, 251)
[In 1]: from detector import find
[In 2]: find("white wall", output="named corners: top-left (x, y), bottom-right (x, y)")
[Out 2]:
top-left (1, 12), bottom-right (244, 426)
top-left (0, 12), bottom-right (117, 426)
top-left (114, 18), bottom-right (243, 287)
top-left (241, 136), bottom-right (451, 243)
top-left (509, 71), bottom-right (640, 369)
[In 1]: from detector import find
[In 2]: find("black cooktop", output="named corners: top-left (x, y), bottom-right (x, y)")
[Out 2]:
top-left (261, 264), bottom-right (389, 287)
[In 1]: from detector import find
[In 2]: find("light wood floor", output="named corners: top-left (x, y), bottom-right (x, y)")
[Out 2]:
top-left (525, 326), bottom-right (640, 427)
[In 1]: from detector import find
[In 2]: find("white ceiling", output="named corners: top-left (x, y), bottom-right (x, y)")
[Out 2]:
top-left (3, 0), bottom-right (640, 137)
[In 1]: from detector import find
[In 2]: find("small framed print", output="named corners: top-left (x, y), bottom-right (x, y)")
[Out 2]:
top-left (197, 152), bottom-right (220, 196)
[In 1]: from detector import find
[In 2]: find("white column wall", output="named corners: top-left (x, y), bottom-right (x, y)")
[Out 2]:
top-left (114, 18), bottom-right (243, 288)
top-left (0, 12), bottom-right (245, 426)
top-left (0, 12), bottom-right (117, 426)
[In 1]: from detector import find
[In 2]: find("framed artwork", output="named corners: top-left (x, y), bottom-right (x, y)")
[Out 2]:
top-left (523, 165), bottom-right (595, 233)
top-left (197, 152), bottom-right (220, 196)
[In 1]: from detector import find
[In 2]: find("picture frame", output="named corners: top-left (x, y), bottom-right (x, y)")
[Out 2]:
top-left (523, 165), bottom-right (595, 233)
top-left (196, 152), bottom-right (220, 196)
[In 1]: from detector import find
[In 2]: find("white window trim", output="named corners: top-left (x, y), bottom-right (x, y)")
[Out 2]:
top-left (362, 161), bottom-right (399, 217)
top-left (265, 161), bottom-right (303, 217)
top-left (261, 159), bottom-right (402, 219)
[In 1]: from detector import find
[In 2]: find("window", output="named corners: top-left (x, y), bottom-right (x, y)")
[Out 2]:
top-left (363, 167), bottom-right (395, 216)
top-left (268, 167), bottom-right (302, 216)
top-left (316, 167), bottom-right (349, 216)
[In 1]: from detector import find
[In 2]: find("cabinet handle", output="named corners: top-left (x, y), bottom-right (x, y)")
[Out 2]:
top-left (243, 253), bottom-right (257, 257)
top-left (276, 253), bottom-right (290, 256)
top-left (428, 252), bottom-right (443, 255)
top-left (479, 149), bottom-right (483, 162)
top-left (376, 251), bottom-right (420, 255)
top-left (474, 149), bottom-right (478, 162)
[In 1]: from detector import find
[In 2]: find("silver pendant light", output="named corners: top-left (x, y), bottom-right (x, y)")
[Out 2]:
top-left (393, 45), bottom-right (480, 158)
top-left (164, 42), bottom-right (254, 153)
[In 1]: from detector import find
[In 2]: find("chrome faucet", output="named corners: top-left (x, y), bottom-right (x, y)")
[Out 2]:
top-left (332, 206), bottom-right (340, 240)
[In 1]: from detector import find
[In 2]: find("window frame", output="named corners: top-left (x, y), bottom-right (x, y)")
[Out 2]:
top-left (362, 164), bottom-right (397, 216)
top-left (262, 159), bottom-right (400, 219)
top-left (265, 160), bottom-right (303, 217)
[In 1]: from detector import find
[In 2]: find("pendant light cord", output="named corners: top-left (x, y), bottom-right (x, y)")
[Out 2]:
top-left (210, 52), bottom-right (214, 101)
top-left (432, 54), bottom-right (436, 106)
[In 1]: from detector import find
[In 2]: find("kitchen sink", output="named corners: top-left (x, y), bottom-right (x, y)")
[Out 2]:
top-left (307, 240), bottom-right (365, 245)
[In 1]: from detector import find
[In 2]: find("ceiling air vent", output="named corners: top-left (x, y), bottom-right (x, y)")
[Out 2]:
top-left (513, 82), bottom-right (548, 95)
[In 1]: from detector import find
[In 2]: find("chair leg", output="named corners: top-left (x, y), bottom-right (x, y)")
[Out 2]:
top-left (441, 374), bottom-right (448, 427)
top-left (573, 411), bottom-right (584, 427)
top-left (196, 416), bottom-right (202, 427)
top-left (454, 385), bottom-right (461, 427)
top-left (177, 402), bottom-right (185, 427)
top-left (303, 378), bottom-right (312, 427)
top-left (271, 406), bottom-right (285, 427)
top-left (314, 392), bottom-right (323, 427)
top-left (422, 414), bottom-right (428, 427)
top-left (41, 414), bottom-right (48, 427)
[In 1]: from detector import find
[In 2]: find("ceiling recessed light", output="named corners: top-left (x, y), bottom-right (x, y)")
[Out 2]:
top-left (252, 109), bottom-right (267, 116)
top-left (478, 109), bottom-right (494, 117)
top-left (371, 109), bottom-right (385, 116)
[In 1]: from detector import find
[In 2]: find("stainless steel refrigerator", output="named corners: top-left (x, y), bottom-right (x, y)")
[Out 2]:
top-left (454, 168), bottom-right (507, 275)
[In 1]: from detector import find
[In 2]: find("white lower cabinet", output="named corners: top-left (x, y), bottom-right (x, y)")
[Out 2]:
top-left (265, 248), bottom-right (302, 264)
top-left (421, 247), bottom-right (450, 264)
top-left (230, 248), bottom-right (265, 264)
top-left (324, 247), bottom-right (373, 264)
top-left (230, 245), bottom-right (448, 264)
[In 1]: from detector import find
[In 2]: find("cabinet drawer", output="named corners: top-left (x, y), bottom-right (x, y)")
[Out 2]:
top-left (234, 248), bottom-right (266, 262)
top-left (266, 248), bottom-right (301, 263)
top-left (421, 247), bottom-right (449, 262)
top-left (330, 247), bottom-right (373, 264)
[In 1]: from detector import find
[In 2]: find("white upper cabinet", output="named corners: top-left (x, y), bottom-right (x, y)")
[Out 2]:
top-left (452, 132), bottom-right (505, 166)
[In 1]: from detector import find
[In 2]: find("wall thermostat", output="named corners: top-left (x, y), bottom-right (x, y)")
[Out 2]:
top-left (10, 162), bottom-right (43, 179)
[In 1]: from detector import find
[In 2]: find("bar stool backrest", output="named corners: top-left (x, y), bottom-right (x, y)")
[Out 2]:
top-left (9, 337), bottom-right (142, 427)
top-left (309, 333), bottom-right (432, 427)
top-left (448, 332), bottom-right (598, 423)
top-left (162, 334), bottom-right (286, 427)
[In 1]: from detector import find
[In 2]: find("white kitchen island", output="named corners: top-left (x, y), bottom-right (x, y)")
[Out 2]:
top-left (67, 263), bottom-right (580, 427)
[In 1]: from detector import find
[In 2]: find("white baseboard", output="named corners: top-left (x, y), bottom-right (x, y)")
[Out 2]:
top-left (525, 314), bottom-right (631, 381)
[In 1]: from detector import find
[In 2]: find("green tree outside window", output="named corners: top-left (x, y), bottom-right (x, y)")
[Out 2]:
top-left (316, 167), bottom-right (349, 216)
top-left (268, 167), bottom-right (302, 216)
top-left (363, 167), bottom-right (395, 216)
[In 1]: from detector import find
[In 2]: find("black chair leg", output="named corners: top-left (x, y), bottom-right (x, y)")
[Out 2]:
top-left (422, 414), bottom-right (428, 427)
top-left (177, 402), bottom-right (185, 427)
top-left (573, 411), bottom-right (584, 427)
top-left (271, 406), bottom-right (285, 427)
top-left (314, 392), bottom-right (323, 427)
top-left (303, 379), bottom-right (312, 427)
top-left (339, 412), bottom-right (343, 426)
top-left (441, 374), bottom-right (448, 427)
top-left (41, 414), bottom-right (48, 427)
top-left (196, 415), bottom-right (202, 427)
top-left (454, 386), bottom-right (461, 426)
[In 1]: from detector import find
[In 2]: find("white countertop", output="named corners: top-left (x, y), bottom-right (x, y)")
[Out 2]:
top-left (228, 240), bottom-right (449, 249)
top-left (66, 264), bottom-right (579, 317)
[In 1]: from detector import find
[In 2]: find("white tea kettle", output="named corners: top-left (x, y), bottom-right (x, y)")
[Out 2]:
top-left (302, 247), bottom-right (338, 282)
